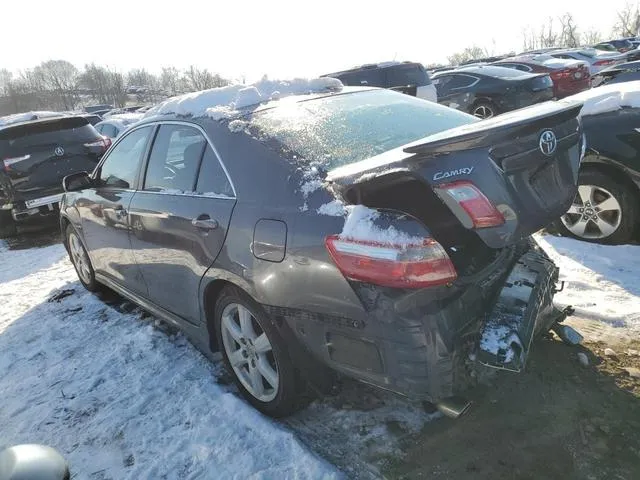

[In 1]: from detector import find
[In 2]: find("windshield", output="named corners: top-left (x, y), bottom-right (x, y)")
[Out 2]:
top-left (247, 89), bottom-right (475, 170)
top-left (460, 66), bottom-right (530, 78)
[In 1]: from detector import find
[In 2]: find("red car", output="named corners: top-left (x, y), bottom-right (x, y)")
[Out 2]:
top-left (494, 55), bottom-right (591, 98)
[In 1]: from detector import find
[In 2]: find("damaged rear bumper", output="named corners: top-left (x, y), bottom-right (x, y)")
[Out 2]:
top-left (477, 248), bottom-right (563, 372)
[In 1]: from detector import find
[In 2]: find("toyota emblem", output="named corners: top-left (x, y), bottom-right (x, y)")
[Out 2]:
top-left (539, 130), bottom-right (557, 156)
top-left (54, 146), bottom-right (65, 157)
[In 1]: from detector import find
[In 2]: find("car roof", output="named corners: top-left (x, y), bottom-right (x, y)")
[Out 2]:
top-left (323, 61), bottom-right (423, 77)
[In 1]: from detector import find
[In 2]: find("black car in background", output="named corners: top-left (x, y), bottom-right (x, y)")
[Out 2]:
top-left (594, 61), bottom-right (640, 86)
top-left (0, 116), bottom-right (109, 237)
top-left (432, 66), bottom-right (554, 118)
top-left (322, 62), bottom-right (437, 102)
top-left (557, 101), bottom-right (640, 244)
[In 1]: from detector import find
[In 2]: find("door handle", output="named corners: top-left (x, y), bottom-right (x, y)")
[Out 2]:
top-left (192, 216), bottom-right (218, 230)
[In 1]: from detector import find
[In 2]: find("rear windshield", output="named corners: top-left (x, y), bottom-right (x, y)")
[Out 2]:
top-left (0, 117), bottom-right (100, 155)
top-left (384, 64), bottom-right (431, 87)
top-left (247, 89), bottom-right (475, 170)
top-left (461, 66), bottom-right (531, 78)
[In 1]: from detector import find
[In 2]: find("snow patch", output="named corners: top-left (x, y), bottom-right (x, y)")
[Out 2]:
top-left (340, 205), bottom-right (422, 245)
top-left (227, 119), bottom-right (248, 133)
top-left (144, 77), bottom-right (343, 121)
top-left (0, 111), bottom-right (64, 127)
top-left (317, 200), bottom-right (346, 216)
top-left (562, 80), bottom-right (640, 116)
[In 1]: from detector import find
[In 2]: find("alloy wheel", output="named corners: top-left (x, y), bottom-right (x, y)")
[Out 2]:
top-left (69, 232), bottom-right (92, 284)
top-left (561, 184), bottom-right (622, 239)
top-left (220, 303), bottom-right (279, 402)
top-left (473, 105), bottom-right (494, 119)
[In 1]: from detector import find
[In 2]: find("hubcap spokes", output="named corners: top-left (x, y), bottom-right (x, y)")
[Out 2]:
top-left (473, 105), bottom-right (493, 119)
top-left (561, 184), bottom-right (622, 239)
top-left (69, 233), bottom-right (91, 283)
top-left (221, 303), bottom-right (279, 402)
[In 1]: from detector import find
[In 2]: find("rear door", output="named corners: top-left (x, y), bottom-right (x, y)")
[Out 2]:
top-left (434, 73), bottom-right (479, 110)
top-left (0, 117), bottom-right (107, 205)
top-left (129, 122), bottom-right (236, 324)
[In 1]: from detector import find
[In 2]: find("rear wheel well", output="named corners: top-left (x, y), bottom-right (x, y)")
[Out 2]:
top-left (581, 161), bottom-right (640, 206)
top-left (203, 279), bottom-right (238, 353)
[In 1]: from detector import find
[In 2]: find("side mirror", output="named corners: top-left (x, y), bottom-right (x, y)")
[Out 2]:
top-left (0, 444), bottom-right (70, 480)
top-left (63, 171), bottom-right (92, 192)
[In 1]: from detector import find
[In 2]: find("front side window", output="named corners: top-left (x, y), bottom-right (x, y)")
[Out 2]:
top-left (99, 126), bottom-right (152, 188)
top-left (144, 124), bottom-right (206, 192)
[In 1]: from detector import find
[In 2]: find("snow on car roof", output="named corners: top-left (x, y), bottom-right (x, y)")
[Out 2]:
top-left (562, 80), bottom-right (640, 116)
top-left (0, 111), bottom-right (65, 127)
top-left (143, 77), bottom-right (343, 121)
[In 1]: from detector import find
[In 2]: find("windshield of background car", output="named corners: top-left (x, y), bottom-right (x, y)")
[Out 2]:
top-left (247, 89), bottom-right (476, 170)
top-left (463, 66), bottom-right (531, 78)
top-left (385, 64), bottom-right (431, 86)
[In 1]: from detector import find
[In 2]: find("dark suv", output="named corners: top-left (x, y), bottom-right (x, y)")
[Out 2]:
top-left (60, 84), bottom-right (583, 418)
top-left (322, 62), bottom-right (437, 102)
top-left (0, 116), bottom-right (109, 237)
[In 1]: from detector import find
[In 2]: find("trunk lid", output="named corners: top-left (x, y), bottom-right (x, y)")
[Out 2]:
top-left (327, 100), bottom-right (584, 249)
top-left (0, 117), bottom-right (105, 202)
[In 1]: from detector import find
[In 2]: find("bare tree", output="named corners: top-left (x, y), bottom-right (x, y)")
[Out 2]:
top-left (559, 13), bottom-right (580, 48)
top-left (0, 69), bottom-right (12, 97)
top-left (33, 60), bottom-right (79, 110)
top-left (613, 2), bottom-right (640, 37)
top-left (447, 46), bottom-right (488, 65)
top-left (78, 64), bottom-right (126, 107)
top-left (582, 28), bottom-right (603, 45)
top-left (183, 66), bottom-right (229, 91)
top-left (160, 66), bottom-right (183, 96)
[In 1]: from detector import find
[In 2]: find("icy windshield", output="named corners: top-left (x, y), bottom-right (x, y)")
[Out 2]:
top-left (247, 90), bottom-right (475, 169)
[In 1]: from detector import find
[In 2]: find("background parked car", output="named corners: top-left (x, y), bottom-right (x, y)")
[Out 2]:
top-left (593, 39), bottom-right (635, 53)
top-left (593, 60), bottom-right (640, 86)
top-left (83, 104), bottom-right (113, 114)
top-left (322, 61), bottom-right (437, 102)
top-left (494, 55), bottom-right (590, 98)
top-left (548, 48), bottom-right (624, 76)
top-left (94, 113), bottom-right (143, 140)
top-left (556, 82), bottom-right (640, 244)
top-left (0, 115), bottom-right (109, 237)
top-left (432, 65), bottom-right (554, 118)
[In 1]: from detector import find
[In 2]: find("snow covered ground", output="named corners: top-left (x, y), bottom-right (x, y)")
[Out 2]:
top-left (0, 232), bottom-right (638, 479)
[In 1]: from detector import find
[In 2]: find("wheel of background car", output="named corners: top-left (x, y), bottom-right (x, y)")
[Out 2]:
top-left (66, 225), bottom-right (101, 291)
top-left (163, 165), bottom-right (177, 179)
top-left (0, 209), bottom-right (17, 239)
top-left (214, 286), bottom-right (301, 417)
top-left (557, 169), bottom-right (638, 244)
top-left (472, 101), bottom-right (497, 119)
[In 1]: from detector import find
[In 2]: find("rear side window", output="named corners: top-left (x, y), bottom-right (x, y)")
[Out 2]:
top-left (0, 118), bottom-right (101, 157)
top-left (384, 64), bottom-right (430, 87)
top-left (248, 89), bottom-right (475, 170)
top-left (100, 124), bottom-right (118, 138)
top-left (144, 124), bottom-right (206, 192)
top-left (334, 69), bottom-right (385, 87)
top-left (99, 126), bottom-right (152, 189)
top-left (195, 145), bottom-right (234, 197)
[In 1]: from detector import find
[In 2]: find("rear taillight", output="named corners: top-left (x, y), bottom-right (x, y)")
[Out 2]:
top-left (325, 235), bottom-right (457, 289)
top-left (2, 154), bottom-right (30, 172)
top-left (594, 59), bottom-right (616, 66)
top-left (435, 181), bottom-right (505, 228)
top-left (84, 136), bottom-right (111, 153)
top-left (550, 68), bottom-right (572, 80)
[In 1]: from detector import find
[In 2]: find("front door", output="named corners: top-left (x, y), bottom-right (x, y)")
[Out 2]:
top-left (80, 125), bottom-right (154, 294)
top-left (129, 123), bottom-right (236, 324)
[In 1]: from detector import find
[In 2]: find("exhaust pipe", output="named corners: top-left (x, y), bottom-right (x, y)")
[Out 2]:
top-left (436, 396), bottom-right (472, 419)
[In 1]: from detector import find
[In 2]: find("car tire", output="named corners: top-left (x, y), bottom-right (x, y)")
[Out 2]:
top-left (0, 210), bottom-right (17, 239)
top-left (66, 224), bottom-right (101, 291)
top-left (556, 169), bottom-right (638, 244)
top-left (214, 285), bottom-right (301, 417)
top-left (471, 100), bottom-right (498, 119)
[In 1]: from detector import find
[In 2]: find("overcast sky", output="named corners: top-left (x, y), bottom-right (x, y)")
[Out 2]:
top-left (4, 0), bottom-right (635, 81)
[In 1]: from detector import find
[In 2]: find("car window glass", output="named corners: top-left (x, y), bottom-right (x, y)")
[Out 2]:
top-left (99, 126), bottom-right (152, 189)
top-left (144, 124), bottom-right (206, 192)
top-left (447, 74), bottom-right (478, 89)
top-left (101, 124), bottom-right (117, 138)
top-left (385, 64), bottom-right (429, 87)
top-left (195, 145), bottom-right (234, 197)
